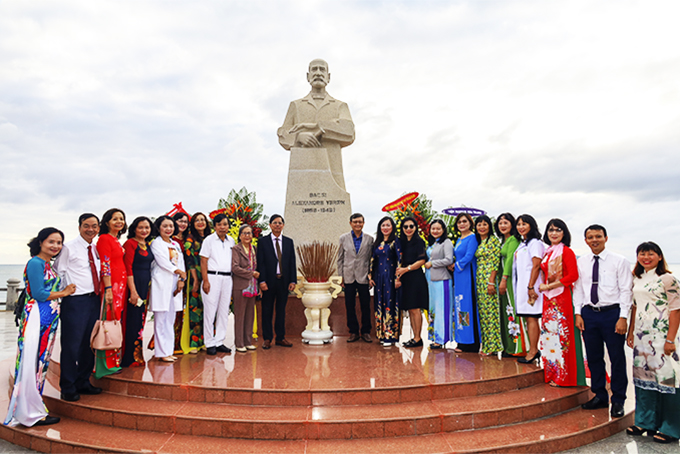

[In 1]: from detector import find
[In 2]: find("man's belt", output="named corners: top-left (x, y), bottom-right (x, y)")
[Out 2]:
top-left (207, 271), bottom-right (231, 276)
top-left (585, 304), bottom-right (619, 313)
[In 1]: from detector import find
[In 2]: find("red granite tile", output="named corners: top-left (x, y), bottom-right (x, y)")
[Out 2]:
top-left (452, 383), bottom-right (477, 397)
top-left (306, 423), bottom-right (320, 440)
top-left (127, 382), bottom-right (148, 397)
top-left (30, 436), bottom-right (51, 452)
top-left (253, 422), bottom-right (288, 439)
top-left (174, 417), bottom-right (192, 435)
top-left (71, 446), bottom-right (93, 453)
top-left (415, 416), bottom-right (441, 434)
top-left (340, 391), bottom-right (372, 405)
top-left (187, 387), bottom-right (205, 402)
top-left (147, 384), bottom-right (173, 400)
top-left (312, 392), bottom-right (342, 406)
top-left (223, 390), bottom-right (252, 405)
top-left (442, 414), bottom-right (473, 432)
top-left (280, 392), bottom-right (311, 406)
top-left (50, 441), bottom-right (75, 453)
top-left (306, 433), bottom-right (451, 454)
top-left (171, 386), bottom-right (188, 401)
top-left (473, 411), bottom-right (498, 428)
top-left (496, 408), bottom-right (523, 425)
top-left (137, 414), bottom-right (156, 431)
top-left (384, 419), bottom-right (416, 437)
top-left (282, 422), bottom-right (307, 440)
top-left (252, 392), bottom-right (282, 406)
top-left (11, 432), bottom-right (31, 449)
top-left (352, 421), bottom-right (384, 438)
top-left (400, 386), bottom-right (431, 402)
top-left (223, 421), bottom-right (253, 438)
top-left (317, 423), bottom-right (352, 439)
top-left (371, 389), bottom-right (398, 404)
top-left (204, 388), bottom-right (224, 403)
top-left (161, 436), bottom-right (306, 453)
top-left (155, 416), bottom-right (174, 433)
top-left (112, 412), bottom-right (137, 429)
top-left (191, 419), bottom-right (222, 437)
top-left (89, 408), bottom-right (113, 426)
top-left (431, 384), bottom-right (455, 400)
top-left (522, 403), bottom-right (545, 421)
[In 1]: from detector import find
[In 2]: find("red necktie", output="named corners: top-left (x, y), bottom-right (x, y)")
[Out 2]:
top-left (88, 245), bottom-right (100, 295)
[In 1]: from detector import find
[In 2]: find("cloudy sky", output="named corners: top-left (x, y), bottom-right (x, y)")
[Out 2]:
top-left (1, 0), bottom-right (679, 265)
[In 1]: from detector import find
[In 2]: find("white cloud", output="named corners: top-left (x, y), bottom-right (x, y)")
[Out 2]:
top-left (1, 0), bottom-right (680, 265)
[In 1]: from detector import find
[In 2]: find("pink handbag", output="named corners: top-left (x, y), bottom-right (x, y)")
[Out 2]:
top-left (90, 302), bottom-right (122, 351)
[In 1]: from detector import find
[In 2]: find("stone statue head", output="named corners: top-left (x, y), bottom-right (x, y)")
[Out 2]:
top-left (307, 59), bottom-right (330, 89)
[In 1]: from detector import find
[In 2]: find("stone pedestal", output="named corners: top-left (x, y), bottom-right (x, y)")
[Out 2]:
top-left (284, 147), bottom-right (351, 252)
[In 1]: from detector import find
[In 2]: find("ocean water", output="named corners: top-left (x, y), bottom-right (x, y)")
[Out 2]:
top-left (0, 264), bottom-right (25, 303)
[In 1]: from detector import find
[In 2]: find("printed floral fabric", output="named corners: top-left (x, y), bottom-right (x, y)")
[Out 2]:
top-left (539, 245), bottom-right (584, 387)
top-left (475, 236), bottom-right (503, 354)
top-left (4, 259), bottom-right (60, 425)
top-left (183, 235), bottom-right (204, 350)
top-left (371, 239), bottom-right (402, 342)
top-left (632, 271), bottom-right (680, 393)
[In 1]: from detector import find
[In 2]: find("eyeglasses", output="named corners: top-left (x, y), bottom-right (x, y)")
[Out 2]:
top-left (403, 225), bottom-right (416, 230)
top-left (548, 228), bottom-right (563, 233)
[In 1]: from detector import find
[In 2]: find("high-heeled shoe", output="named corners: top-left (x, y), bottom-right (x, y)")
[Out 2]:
top-left (517, 350), bottom-right (541, 364)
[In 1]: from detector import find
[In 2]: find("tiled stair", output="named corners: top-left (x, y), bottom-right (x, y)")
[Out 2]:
top-left (0, 344), bottom-right (632, 453)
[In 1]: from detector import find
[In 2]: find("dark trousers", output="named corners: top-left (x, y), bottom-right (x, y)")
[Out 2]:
top-left (261, 278), bottom-right (289, 341)
top-left (344, 282), bottom-right (371, 335)
top-left (60, 293), bottom-right (100, 394)
top-left (581, 305), bottom-right (628, 404)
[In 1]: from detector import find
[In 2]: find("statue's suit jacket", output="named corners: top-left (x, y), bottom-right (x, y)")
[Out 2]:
top-left (337, 231), bottom-right (374, 285)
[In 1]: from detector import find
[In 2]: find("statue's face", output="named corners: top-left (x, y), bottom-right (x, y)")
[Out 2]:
top-left (307, 61), bottom-right (329, 88)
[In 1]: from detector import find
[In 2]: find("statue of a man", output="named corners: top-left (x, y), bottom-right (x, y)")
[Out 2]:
top-left (278, 59), bottom-right (355, 190)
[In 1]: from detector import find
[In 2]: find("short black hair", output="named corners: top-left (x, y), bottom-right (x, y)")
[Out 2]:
top-left (543, 218), bottom-right (571, 247)
top-left (127, 216), bottom-right (155, 241)
top-left (78, 213), bottom-right (99, 226)
top-left (427, 219), bottom-right (448, 245)
top-left (99, 208), bottom-right (127, 238)
top-left (213, 213), bottom-right (230, 226)
top-left (28, 227), bottom-right (65, 257)
top-left (350, 213), bottom-right (364, 222)
top-left (515, 214), bottom-right (541, 244)
top-left (153, 215), bottom-right (178, 238)
top-left (584, 224), bottom-right (607, 238)
top-left (270, 214), bottom-right (284, 224)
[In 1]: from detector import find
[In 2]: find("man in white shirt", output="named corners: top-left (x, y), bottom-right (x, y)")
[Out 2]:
top-left (200, 214), bottom-right (234, 355)
top-left (573, 224), bottom-right (633, 418)
top-left (53, 213), bottom-right (103, 402)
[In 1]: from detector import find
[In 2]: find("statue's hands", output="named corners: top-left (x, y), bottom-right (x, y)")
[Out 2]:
top-left (297, 131), bottom-right (321, 148)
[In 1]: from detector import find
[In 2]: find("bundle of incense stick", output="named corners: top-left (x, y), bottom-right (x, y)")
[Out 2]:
top-left (296, 241), bottom-right (339, 283)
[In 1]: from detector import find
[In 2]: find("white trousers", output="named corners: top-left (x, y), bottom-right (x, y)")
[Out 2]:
top-left (154, 310), bottom-right (177, 358)
top-left (201, 274), bottom-right (233, 348)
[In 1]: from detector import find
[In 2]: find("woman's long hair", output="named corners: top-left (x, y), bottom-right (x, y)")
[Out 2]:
top-left (375, 216), bottom-right (397, 246)
top-left (515, 214), bottom-right (541, 244)
top-left (633, 241), bottom-right (670, 278)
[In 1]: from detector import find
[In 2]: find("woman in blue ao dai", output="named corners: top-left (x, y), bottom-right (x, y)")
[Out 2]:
top-left (451, 213), bottom-right (480, 353)
top-left (424, 219), bottom-right (454, 349)
top-left (369, 216), bottom-right (402, 346)
top-left (5, 228), bottom-right (75, 427)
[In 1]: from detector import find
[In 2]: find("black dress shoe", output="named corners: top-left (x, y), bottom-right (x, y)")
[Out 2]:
top-left (275, 339), bottom-right (293, 347)
top-left (77, 384), bottom-right (102, 395)
top-left (61, 392), bottom-right (80, 402)
top-left (206, 347), bottom-right (217, 355)
top-left (517, 350), bottom-right (541, 364)
top-left (262, 340), bottom-right (271, 350)
top-left (347, 333), bottom-right (360, 343)
top-left (361, 333), bottom-right (372, 343)
top-left (582, 396), bottom-right (608, 410)
top-left (216, 345), bottom-right (232, 354)
top-left (610, 402), bottom-right (625, 418)
top-left (33, 415), bottom-right (60, 426)
top-left (402, 339), bottom-right (416, 347)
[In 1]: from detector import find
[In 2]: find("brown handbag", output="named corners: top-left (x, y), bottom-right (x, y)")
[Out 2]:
top-left (90, 301), bottom-right (122, 351)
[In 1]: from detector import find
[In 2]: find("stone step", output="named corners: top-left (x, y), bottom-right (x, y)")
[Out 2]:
top-left (42, 380), bottom-right (590, 439)
top-left (0, 406), bottom-right (633, 453)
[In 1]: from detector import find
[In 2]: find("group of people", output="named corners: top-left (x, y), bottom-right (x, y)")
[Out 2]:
top-left (338, 212), bottom-right (679, 444)
top-left (4, 209), bottom-right (297, 428)
top-left (5, 209), bottom-right (679, 443)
